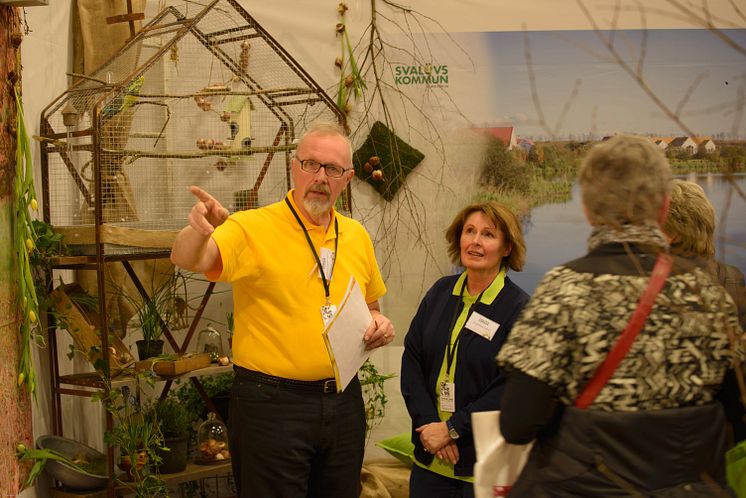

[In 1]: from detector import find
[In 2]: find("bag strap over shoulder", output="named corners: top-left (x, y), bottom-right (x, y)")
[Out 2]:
top-left (575, 253), bottom-right (673, 410)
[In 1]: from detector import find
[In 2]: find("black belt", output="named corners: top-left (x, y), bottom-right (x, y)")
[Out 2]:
top-left (235, 367), bottom-right (337, 394)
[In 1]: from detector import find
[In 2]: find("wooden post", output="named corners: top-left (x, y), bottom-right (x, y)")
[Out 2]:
top-left (0, 5), bottom-right (33, 493)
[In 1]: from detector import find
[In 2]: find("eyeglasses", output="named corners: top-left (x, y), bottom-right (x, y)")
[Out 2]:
top-left (296, 158), bottom-right (350, 178)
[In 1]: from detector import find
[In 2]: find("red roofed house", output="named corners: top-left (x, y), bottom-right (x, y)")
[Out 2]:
top-left (694, 137), bottom-right (716, 154)
top-left (668, 136), bottom-right (698, 155)
top-left (649, 136), bottom-right (673, 151)
top-left (473, 126), bottom-right (518, 150)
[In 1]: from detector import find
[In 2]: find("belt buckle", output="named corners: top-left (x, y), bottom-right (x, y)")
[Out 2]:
top-left (323, 379), bottom-right (336, 394)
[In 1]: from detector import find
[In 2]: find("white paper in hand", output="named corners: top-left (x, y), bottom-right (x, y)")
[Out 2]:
top-left (322, 276), bottom-right (373, 392)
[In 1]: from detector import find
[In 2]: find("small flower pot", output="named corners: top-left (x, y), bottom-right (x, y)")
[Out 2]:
top-left (158, 435), bottom-right (189, 474)
top-left (135, 339), bottom-right (164, 361)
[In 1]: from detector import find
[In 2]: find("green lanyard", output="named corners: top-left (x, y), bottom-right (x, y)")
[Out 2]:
top-left (445, 276), bottom-right (485, 377)
top-left (285, 196), bottom-right (338, 305)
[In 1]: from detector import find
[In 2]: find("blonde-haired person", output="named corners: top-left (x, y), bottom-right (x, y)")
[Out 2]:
top-left (401, 201), bottom-right (529, 498)
top-left (496, 135), bottom-right (742, 496)
top-left (664, 179), bottom-right (745, 328)
top-left (664, 179), bottom-right (746, 445)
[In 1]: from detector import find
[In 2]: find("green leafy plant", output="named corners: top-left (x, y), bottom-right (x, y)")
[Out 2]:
top-left (122, 273), bottom-right (178, 347)
top-left (358, 359), bottom-right (396, 442)
top-left (14, 86), bottom-right (40, 395)
top-left (153, 395), bottom-right (192, 439)
top-left (93, 373), bottom-right (167, 497)
top-left (15, 443), bottom-right (104, 487)
top-left (173, 372), bottom-right (233, 427)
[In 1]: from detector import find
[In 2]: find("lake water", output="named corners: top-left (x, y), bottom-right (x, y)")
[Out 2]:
top-left (511, 173), bottom-right (746, 294)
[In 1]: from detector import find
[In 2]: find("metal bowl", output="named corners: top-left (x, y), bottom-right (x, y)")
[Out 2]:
top-left (36, 435), bottom-right (108, 490)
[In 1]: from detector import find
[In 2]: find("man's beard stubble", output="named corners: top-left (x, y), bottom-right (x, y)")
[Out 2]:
top-left (303, 183), bottom-right (331, 220)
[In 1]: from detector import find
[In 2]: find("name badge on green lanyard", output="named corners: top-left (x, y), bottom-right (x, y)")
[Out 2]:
top-left (440, 381), bottom-right (456, 412)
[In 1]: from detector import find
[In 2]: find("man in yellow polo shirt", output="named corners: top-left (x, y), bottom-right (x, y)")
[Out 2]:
top-left (170, 121), bottom-right (395, 498)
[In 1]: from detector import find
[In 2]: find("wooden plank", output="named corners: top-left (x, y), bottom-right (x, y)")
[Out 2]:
top-left (105, 13), bottom-right (145, 24)
top-left (135, 353), bottom-right (211, 376)
top-left (50, 284), bottom-right (135, 371)
top-left (54, 225), bottom-right (179, 249)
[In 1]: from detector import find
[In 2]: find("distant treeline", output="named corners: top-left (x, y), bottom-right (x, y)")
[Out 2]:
top-left (477, 139), bottom-right (745, 212)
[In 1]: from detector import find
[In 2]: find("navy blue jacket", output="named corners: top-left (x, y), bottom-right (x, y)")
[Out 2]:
top-left (401, 273), bottom-right (529, 476)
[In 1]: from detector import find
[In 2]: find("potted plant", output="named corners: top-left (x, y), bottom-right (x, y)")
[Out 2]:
top-left (125, 274), bottom-right (178, 361)
top-left (153, 395), bottom-right (192, 473)
top-left (174, 372), bottom-right (234, 429)
top-left (94, 376), bottom-right (168, 498)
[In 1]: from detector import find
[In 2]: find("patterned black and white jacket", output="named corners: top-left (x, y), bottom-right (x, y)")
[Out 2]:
top-left (497, 225), bottom-right (742, 496)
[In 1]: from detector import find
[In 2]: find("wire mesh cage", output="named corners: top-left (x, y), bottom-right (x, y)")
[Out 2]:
top-left (40, 0), bottom-right (345, 255)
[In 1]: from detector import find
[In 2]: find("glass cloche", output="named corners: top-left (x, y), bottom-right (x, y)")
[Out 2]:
top-left (196, 412), bottom-right (230, 464)
top-left (196, 325), bottom-right (223, 362)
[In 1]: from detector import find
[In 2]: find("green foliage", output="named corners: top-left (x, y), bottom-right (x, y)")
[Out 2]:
top-left (16, 444), bottom-right (104, 488)
top-left (121, 273), bottom-right (178, 345)
top-left (352, 121), bottom-right (425, 201)
top-left (473, 187), bottom-right (530, 217)
top-left (173, 373), bottom-right (234, 427)
top-left (93, 372), bottom-right (168, 498)
top-left (358, 359), bottom-right (396, 442)
top-left (719, 145), bottom-right (746, 172)
top-left (29, 220), bottom-right (67, 274)
top-left (14, 87), bottom-right (40, 395)
top-left (479, 138), bottom-right (531, 195)
top-left (153, 395), bottom-right (192, 438)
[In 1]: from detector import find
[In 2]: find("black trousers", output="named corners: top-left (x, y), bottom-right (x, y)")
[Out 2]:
top-left (409, 464), bottom-right (475, 498)
top-left (229, 370), bottom-right (365, 498)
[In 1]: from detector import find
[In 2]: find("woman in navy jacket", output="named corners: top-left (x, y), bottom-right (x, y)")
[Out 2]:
top-left (401, 201), bottom-right (530, 498)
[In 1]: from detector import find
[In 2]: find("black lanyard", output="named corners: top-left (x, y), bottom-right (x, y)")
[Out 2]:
top-left (445, 276), bottom-right (485, 376)
top-left (285, 196), bottom-right (339, 305)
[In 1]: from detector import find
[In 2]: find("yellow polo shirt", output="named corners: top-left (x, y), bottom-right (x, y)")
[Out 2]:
top-left (207, 190), bottom-right (386, 380)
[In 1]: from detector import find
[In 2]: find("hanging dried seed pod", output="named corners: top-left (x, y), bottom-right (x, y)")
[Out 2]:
top-left (371, 170), bottom-right (384, 181)
top-left (240, 41), bottom-right (250, 69)
top-left (334, 57), bottom-right (343, 69)
top-left (363, 162), bottom-right (373, 173)
top-left (337, 2), bottom-right (348, 15)
top-left (336, 23), bottom-right (345, 34)
top-left (369, 156), bottom-right (380, 167)
top-left (344, 75), bottom-right (354, 87)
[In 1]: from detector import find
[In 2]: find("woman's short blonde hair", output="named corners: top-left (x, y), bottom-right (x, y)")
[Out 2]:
top-left (663, 179), bottom-right (716, 258)
top-left (445, 201), bottom-right (526, 272)
top-left (579, 135), bottom-right (672, 227)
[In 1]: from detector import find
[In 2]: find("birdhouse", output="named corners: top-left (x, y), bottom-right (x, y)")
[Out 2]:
top-left (38, 0), bottom-right (345, 253)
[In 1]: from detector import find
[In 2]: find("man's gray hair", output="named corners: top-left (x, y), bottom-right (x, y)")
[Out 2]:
top-left (298, 121), bottom-right (353, 166)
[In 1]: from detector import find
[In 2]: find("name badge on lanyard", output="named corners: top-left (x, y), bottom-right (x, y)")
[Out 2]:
top-left (465, 311), bottom-right (500, 341)
top-left (320, 303), bottom-right (337, 327)
top-left (439, 381), bottom-right (456, 412)
top-left (319, 247), bottom-right (335, 280)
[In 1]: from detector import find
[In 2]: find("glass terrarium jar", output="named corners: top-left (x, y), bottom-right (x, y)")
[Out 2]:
top-left (196, 412), bottom-right (230, 464)
top-left (196, 325), bottom-right (223, 362)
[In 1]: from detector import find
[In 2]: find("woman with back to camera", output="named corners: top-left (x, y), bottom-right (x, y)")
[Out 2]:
top-left (497, 135), bottom-right (742, 496)
top-left (663, 178), bottom-right (745, 329)
top-left (663, 178), bottom-right (746, 445)
top-left (401, 201), bottom-right (530, 498)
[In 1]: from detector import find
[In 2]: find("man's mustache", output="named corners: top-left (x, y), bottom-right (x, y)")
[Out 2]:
top-left (306, 183), bottom-right (331, 195)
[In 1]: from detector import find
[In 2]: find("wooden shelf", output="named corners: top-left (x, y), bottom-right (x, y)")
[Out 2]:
top-left (59, 364), bottom-right (233, 389)
top-left (48, 461), bottom-right (233, 498)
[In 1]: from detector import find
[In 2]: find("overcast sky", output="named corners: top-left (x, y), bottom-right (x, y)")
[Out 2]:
top-left (479, 29), bottom-right (746, 140)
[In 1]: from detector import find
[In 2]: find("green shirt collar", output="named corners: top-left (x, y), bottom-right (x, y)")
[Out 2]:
top-left (451, 267), bottom-right (506, 305)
